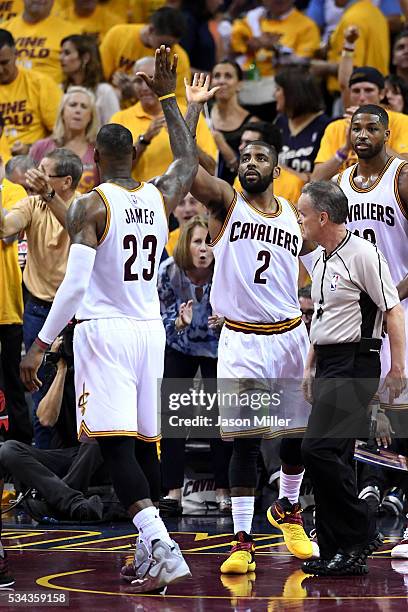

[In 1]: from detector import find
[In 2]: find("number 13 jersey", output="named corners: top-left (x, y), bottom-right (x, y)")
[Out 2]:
top-left (77, 182), bottom-right (168, 321)
top-left (210, 191), bottom-right (303, 323)
top-left (338, 157), bottom-right (408, 286)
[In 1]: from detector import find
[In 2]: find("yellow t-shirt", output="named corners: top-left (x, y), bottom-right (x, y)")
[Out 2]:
top-left (2, 15), bottom-right (79, 83)
top-left (100, 23), bottom-right (191, 100)
top-left (0, 0), bottom-right (23, 22)
top-left (131, 0), bottom-right (166, 23)
top-left (110, 101), bottom-right (217, 182)
top-left (58, 4), bottom-right (122, 42)
top-left (0, 132), bottom-right (11, 163)
top-left (0, 178), bottom-right (26, 324)
top-left (231, 9), bottom-right (320, 76)
top-left (166, 226), bottom-right (180, 257)
top-left (327, 0), bottom-right (390, 93)
top-left (0, 68), bottom-right (61, 147)
top-left (314, 110), bottom-right (408, 170)
top-left (233, 167), bottom-right (304, 205)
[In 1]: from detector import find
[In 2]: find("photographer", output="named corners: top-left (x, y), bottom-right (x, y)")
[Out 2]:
top-left (0, 323), bottom-right (104, 522)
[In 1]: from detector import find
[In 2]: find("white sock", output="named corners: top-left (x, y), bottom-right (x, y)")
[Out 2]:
top-left (231, 496), bottom-right (254, 535)
top-left (279, 469), bottom-right (305, 505)
top-left (133, 506), bottom-right (173, 552)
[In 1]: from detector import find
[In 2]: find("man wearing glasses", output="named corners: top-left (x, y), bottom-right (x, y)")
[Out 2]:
top-left (0, 147), bottom-right (82, 447)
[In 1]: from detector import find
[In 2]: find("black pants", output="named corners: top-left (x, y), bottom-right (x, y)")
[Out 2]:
top-left (0, 440), bottom-right (103, 516)
top-left (160, 347), bottom-right (232, 491)
top-left (0, 324), bottom-right (32, 443)
top-left (302, 343), bottom-right (380, 558)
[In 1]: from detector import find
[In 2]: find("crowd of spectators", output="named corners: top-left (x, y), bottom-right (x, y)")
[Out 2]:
top-left (1, 0), bottom-right (408, 519)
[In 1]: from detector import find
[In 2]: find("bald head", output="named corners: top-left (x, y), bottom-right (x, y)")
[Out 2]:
top-left (133, 56), bottom-right (155, 76)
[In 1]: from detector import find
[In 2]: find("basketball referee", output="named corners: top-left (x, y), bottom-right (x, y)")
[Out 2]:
top-left (298, 181), bottom-right (406, 576)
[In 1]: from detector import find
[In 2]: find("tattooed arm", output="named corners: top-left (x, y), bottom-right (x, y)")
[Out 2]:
top-left (183, 100), bottom-right (234, 242)
top-left (20, 192), bottom-right (106, 391)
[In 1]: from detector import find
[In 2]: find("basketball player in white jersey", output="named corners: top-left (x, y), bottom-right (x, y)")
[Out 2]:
top-left (184, 85), bottom-right (317, 572)
top-left (20, 47), bottom-right (218, 593)
top-left (336, 104), bottom-right (408, 559)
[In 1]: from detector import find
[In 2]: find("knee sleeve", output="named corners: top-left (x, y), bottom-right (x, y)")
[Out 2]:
top-left (134, 439), bottom-right (161, 503)
top-left (98, 437), bottom-right (150, 509)
top-left (229, 437), bottom-right (262, 488)
top-left (280, 437), bottom-right (304, 467)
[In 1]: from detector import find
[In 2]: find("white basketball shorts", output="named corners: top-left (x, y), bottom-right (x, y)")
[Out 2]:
top-left (217, 321), bottom-right (310, 438)
top-left (73, 318), bottom-right (166, 442)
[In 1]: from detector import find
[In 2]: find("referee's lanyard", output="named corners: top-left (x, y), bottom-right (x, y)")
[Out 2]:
top-left (316, 258), bottom-right (327, 320)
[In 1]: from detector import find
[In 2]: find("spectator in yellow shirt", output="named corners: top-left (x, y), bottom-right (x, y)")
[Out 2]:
top-left (0, 174), bottom-right (32, 443)
top-left (100, 6), bottom-right (190, 101)
top-left (166, 192), bottom-right (206, 256)
top-left (110, 56), bottom-right (217, 181)
top-left (0, 116), bottom-right (11, 163)
top-left (3, 0), bottom-right (79, 83)
top-left (231, 0), bottom-right (320, 77)
top-left (233, 121), bottom-right (304, 204)
top-left (58, 0), bottom-right (122, 43)
top-left (316, 0), bottom-right (390, 96)
top-left (312, 67), bottom-right (408, 180)
top-left (0, 0), bottom-right (23, 23)
top-left (0, 30), bottom-right (62, 155)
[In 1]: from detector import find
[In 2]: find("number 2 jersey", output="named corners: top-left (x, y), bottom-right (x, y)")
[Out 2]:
top-left (77, 181), bottom-right (168, 321)
top-left (210, 191), bottom-right (303, 327)
top-left (338, 156), bottom-right (408, 287)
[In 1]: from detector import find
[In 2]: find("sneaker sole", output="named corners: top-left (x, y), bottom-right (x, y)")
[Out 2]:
top-left (391, 546), bottom-right (408, 559)
top-left (267, 507), bottom-right (313, 560)
top-left (130, 567), bottom-right (192, 591)
top-left (220, 559), bottom-right (256, 574)
top-left (0, 578), bottom-right (15, 588)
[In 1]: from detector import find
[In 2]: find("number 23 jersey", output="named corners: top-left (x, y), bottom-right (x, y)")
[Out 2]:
top-left (77, 181), bottom-right (168, 321)
top-left (210, 191), bottom-right (303, 323)
top-left (338, 156), bottom-right (408, 286)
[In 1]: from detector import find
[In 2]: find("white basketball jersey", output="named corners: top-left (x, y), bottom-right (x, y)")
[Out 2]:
top-left (338, 157), bottom-right (408, 286)
top-left (77, 182), bottom-right (168, 320)
top-left (210, 191), bottom-right (303, 323)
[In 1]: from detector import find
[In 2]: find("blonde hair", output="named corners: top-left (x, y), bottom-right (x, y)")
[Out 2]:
top-left (52, 86), bottom-right (99, 145)
top-left (173, 215), bottom-right (211, 271)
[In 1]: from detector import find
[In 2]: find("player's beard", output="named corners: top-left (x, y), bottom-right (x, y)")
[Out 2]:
top-left (239, 169), bottom-right (274, 193)
top-left (354, 141), bottom-right (383, 159)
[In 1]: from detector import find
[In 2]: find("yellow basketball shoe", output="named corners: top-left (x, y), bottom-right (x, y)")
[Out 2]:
top-left (220, 531), bottom-right (256, 574)
top-left (267, 497), bottom-right (313, 560)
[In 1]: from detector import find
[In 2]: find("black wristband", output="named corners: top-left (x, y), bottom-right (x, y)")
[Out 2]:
top-left (138, 135), bottom-right (151, 146)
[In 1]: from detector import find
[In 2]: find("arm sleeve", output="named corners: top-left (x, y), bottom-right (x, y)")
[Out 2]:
top-left (38, 243), bottom-right (96, 345)
top-left (357, 247), bottom-right (400, 312)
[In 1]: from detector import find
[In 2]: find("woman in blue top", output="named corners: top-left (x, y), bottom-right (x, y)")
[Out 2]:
top-left (158, 215), bottom-right (232, 515)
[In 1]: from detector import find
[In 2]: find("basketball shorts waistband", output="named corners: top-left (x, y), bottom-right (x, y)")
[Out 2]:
top-left (224, 316), bottom-right (302, 335)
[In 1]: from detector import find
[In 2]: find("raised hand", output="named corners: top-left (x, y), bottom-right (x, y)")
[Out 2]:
top-left (178, 300), bottom-right (193, 327)
top-left (136, 45), bottom-right (177, 98)
top-left (184, 73), bottom-right (220, 105)
top-left (344, 25), bottom-right (359, 46)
